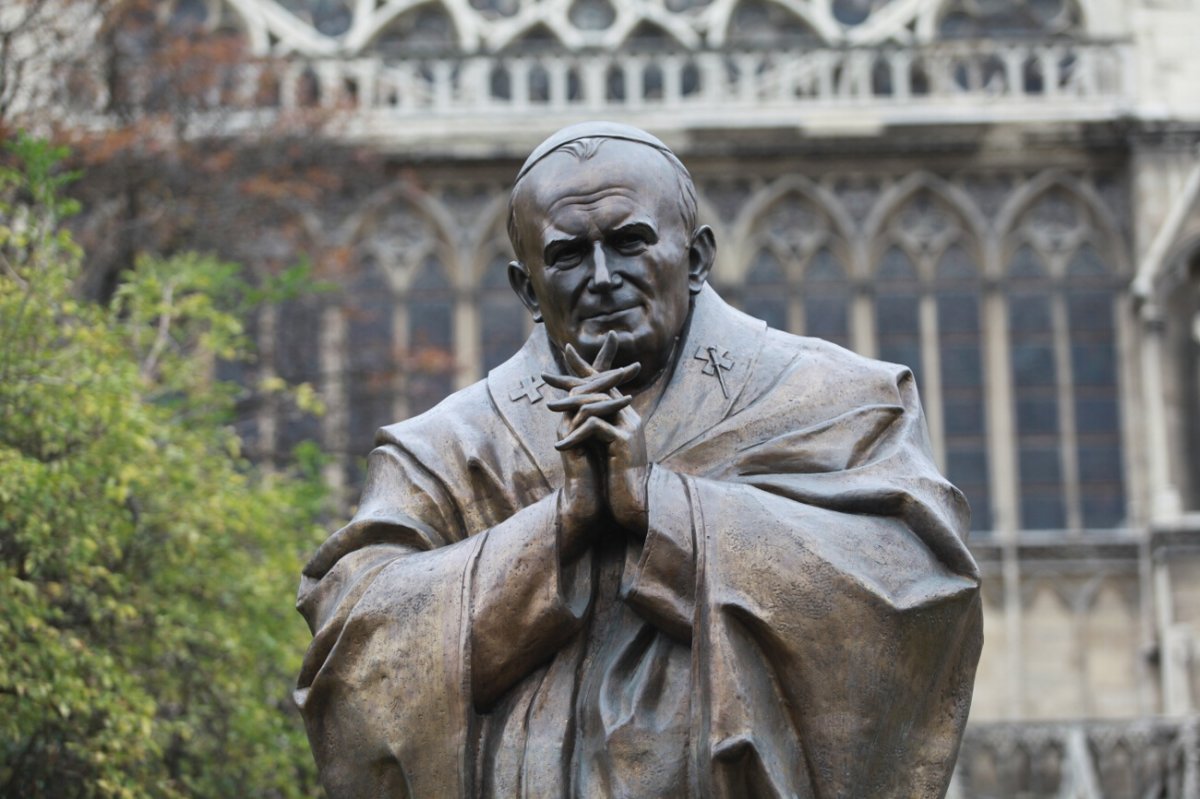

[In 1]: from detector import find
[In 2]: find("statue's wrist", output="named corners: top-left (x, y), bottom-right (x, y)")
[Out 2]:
top-left (557, 490), bottom-right (596, 560)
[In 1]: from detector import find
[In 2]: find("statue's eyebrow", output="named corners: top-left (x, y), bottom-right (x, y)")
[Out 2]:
top-left (543, 233), bottom-right (585, 265)
top-left (610, 221), bottom-right (658, 243)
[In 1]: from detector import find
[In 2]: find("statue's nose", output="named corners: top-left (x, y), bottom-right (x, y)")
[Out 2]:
top-left (588, 241), bottom-right (621, 291)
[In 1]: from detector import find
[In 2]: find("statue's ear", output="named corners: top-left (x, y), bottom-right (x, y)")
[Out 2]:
top-left (687, 225), bottom-right (716, 294)
top-left (508, 260), bottom-right (543, 322)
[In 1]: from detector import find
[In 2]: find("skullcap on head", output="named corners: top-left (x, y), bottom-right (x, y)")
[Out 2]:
top-left (514, 122), bottom-right (676, 184)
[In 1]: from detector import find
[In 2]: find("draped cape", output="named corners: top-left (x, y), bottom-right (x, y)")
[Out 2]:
top-left (295, 286), bottom-right (982, 798)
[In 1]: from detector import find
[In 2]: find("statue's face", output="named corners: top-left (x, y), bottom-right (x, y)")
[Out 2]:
top-left (510, 141), bottom-right (709, 384)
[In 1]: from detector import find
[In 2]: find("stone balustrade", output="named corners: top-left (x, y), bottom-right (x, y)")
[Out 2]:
top-left (53, 39), bottom-right (1135, 144)
top-left (954, 716), bottom-right (1200, 799)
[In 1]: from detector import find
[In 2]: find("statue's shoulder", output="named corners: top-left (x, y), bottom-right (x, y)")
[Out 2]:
top-left (734, 324), bottom-right (914, 416)
top-left (374, 379), bottom-right (498, 450)
top-left (764, 326), bottom-right (909, 382)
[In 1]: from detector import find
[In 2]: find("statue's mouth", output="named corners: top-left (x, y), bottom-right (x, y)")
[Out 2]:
top-left (582, 304), bottom-right (640, 322)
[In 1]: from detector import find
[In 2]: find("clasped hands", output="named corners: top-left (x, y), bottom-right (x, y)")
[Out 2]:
top-left (544, 331), bottom-right (649, 553)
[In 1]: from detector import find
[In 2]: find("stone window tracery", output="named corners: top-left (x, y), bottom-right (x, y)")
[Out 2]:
top-left (277, 0), bottom-right (354, 36)
top-left (292, 169), bottom-right (1134, 539)
top-left (198, 0), bottom-right (1093, 58)
top-left (1004, 185), bottom-right (1125, 531)
top-left (727, 0), bottom-right (822, 48)
top-left (738, 190), bottom-right (849, 344)
top-left (370, 6), bottom-right (459, 54)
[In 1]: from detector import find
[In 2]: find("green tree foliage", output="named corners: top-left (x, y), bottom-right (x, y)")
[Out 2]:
top-left (0, 135), bottom-right (326, 798)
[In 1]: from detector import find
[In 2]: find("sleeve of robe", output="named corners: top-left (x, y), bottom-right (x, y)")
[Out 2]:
top-left (293, 407), bottom-right (594, 799)
top-left (646, 349), bottom-right (983, 799)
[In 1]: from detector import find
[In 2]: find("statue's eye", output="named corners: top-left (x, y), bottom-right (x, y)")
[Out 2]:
top-left (612, 233), bottom-right (647, 254)
top-left (551, 245), bottom-right (585, 269)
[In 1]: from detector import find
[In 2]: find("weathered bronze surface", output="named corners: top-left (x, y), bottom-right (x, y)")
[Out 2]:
top-left (296, 122), bottom-right (983, 798)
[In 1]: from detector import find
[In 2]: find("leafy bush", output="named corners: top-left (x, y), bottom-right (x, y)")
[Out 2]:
top-left (0, 134), bottom-right (326, 798)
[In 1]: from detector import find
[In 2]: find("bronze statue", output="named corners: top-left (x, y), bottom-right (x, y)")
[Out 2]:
top-left (295, 122), bottom-right (982, 798)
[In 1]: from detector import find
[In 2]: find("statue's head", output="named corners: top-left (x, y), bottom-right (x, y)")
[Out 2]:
top-left (507, 122), bottom-right (716, 389)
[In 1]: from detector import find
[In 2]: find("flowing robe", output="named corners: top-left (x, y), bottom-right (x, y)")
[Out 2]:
top-left (295, 287), bottom-right (982, 798)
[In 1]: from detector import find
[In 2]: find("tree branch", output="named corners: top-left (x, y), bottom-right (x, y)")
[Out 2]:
top-left (139, 279), bottom-right (175, 380)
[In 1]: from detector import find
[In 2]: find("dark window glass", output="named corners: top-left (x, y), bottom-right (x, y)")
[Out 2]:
top-left (1022, 490), bottom-right (1067, 530)
top-left (1067, 243), bottom-right (1108, 277)
top-left (1015, 394), bottom-right (1059, 434)
top-left (1010, 244), bottom-right (1047, 279)
top-left (1077, 445), bottom-right (1123, 483)
top-left (938, 290), bottom-right (980, 333)
top-left (948, 448), bottom-right (990, 486)
top-left (944, 397), bottom-right (985, 436)
top-left (1079, 487), bottom-right (1124, 528)
top-left (1019, 447), bottom-right (1062, 483)
top-left (345, 258), bottom-right (396, 484)
top-left (1071, 341), bottom-right (1116, 385)
top-left (804, 249), bottom-right (851, 349)
top-left (878, 246), bottom-right (917, 281)
top-left (1012, 343), bottom-right (1056, 387)
top-left (1009, 278), bottom-right (1066, 529)
top-left (1066, 284), bottom-right (1124, 528)
top-left (937, 244), bottom-right (977, 280)
top-left (276, 296), bottom-right (324, 456)
top-left (408, 256), bottom-right (455, 416)
top-left (936, 277), bottom-right (990, 532)
top-left (744, 249), bottom-right (789, 332)
top-left (876, 247), bottom-right (922, 389)
top-left (1009, 291), bottom-right (1053, 332)
top-left (481, 256), bottom-right (527, 373)
top-left (941, 345), bottom-right (983, 388)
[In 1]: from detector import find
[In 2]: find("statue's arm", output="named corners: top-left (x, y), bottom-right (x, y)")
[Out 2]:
top-left (468, 490), bottom-right (593, 709)
top-left (617, 464), bottom-right (696, 642)
top-left (298, 440), bottom-right (597, 714)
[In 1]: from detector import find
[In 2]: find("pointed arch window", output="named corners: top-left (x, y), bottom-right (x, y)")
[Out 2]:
top-left (742, 190), bottom-right (845, 338)
top-left (936, 244), bottom-right (991, 532)
top-left (1005, 188), bottom-right (1125, 532)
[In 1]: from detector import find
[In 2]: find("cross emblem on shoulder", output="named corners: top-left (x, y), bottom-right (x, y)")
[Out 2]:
top-left (693, 345), bottom-right (735, 398)
top-left (509, 375), bottom-right (546, 404)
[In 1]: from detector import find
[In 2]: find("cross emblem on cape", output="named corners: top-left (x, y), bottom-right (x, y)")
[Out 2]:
top-left (509, 375), bottom-right (546, 404)
top-left (693, 345), bottom-right (735, 398)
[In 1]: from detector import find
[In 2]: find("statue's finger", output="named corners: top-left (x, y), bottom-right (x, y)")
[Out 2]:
top-left (554, 416), bottom-right (618, 450)
top-left (593, 331), bottom-right (619, 372)
top-left (547, 392), bottom-right (623, 412)
top-left (572, 362), bottom-right (640, 396)
top-left (542, 372), bottom-right (586, 391)
top-left (570, 396), bottom-right (631, 425)
top-left (563, 344), bottom-right (597, 377)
